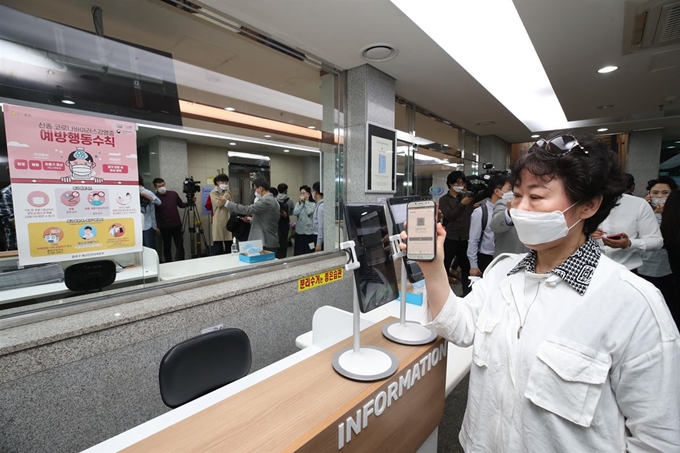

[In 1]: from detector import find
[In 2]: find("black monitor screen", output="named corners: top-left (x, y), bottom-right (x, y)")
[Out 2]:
top-left (386, 196), bottom-right (424, 283)
top-left (343, 202), bottom-right (399, 313)
top-left (0, 5), bottom-right (182, 126)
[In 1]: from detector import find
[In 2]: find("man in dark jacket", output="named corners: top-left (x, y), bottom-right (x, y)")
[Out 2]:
top-left (276, 183), bottom-right (294, 258)
top-left (439, 171), bottom-right (475, 295)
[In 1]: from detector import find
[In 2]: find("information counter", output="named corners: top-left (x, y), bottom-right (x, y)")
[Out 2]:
top-left (84, 318), bottom-right (447, 452)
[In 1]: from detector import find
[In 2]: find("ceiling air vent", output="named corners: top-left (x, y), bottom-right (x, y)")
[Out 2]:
top-left (624, 0), bottom-right (680, 53)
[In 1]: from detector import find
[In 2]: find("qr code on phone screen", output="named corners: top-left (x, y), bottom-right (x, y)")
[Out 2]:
top-left (417, 218), bottom-right (425, 226)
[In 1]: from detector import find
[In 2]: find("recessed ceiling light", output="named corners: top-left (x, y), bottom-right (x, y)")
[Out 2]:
top-left (476, 120), bottom-right (495, 126)
top-left (531, 134), bottom-right (540, 138)
top-left (597, 66), bottom-right (618, 74)
top-left (597, 104), bottom-right (614, 109)
top-left (391, 0), bottom-right (567, 131)
top-left (224, 107), bottom-right (236, 111)
top-left (597, 128), bottom-right (609, 132)
top-left (443, 143), bottom-right (449, 146)
top-left (229, 142), bottom-right (236, 146)
top-left (283, 149), bottom-right (290, 153)
top-left (360, 44), bottom-right (399, 62)
top-left (676, 141), bottom-right (680, 143)
top-left (669, 146), bottom-right (676, 149)
top-left (264, 135), bottom-right (272, 138)
top-left (61, 99), bottom-right (75, 105)
top-left (307, 126), bottom-right (316, 129)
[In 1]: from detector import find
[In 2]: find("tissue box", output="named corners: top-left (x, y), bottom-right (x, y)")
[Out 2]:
top-left (238, 251), bottom-right (275, 264)
top-left (398, 291), bottom-right (424, 306)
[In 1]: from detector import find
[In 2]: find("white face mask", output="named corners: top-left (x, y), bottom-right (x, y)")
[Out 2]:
top-left (72, 164), bottom-right (92, 177)
top-left (502, 191), bottom-right (515, 201)
top-left (219, 184), bottom-right (228, 191)
top-left (651, 197), bottom-right (667, 208)
top-left (157, 187), bottom-right (167, 195)
top-left (452, 186), bottom-right (464, 193)
top-left (510, 202), bottom-right (581, 246)
top-left (254, 191), bottom-right (262, 200)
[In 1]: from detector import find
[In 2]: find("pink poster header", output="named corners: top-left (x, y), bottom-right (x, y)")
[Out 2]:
top-left (4, 104), bottom-right (139, 185)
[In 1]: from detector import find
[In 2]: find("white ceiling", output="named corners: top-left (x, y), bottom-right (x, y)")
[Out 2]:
top-left (200, 0), bottom-right (680, 143)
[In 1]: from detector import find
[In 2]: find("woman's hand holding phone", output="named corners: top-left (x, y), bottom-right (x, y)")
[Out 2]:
top-left (400, 221), bottom-right (451, 318)
top-left (399, 221), bottom-right (447, 272)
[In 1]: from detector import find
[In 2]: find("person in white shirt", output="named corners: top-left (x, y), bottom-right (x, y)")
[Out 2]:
top-left (401, 134), bottom-right (680, 452)
top-left (593, 191), bottom-right (663, 271)
top-left (468, 175), bottom-right (509, 276)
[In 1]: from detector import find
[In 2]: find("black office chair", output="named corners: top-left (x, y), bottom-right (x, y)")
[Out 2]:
top-left (158, 328), bottom-right (252, 408)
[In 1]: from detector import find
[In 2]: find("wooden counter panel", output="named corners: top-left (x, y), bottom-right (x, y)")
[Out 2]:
top-left (122, 318), bottom-right (447, 453)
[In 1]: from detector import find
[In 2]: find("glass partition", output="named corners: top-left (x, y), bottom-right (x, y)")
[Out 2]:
top-left (393, 100), bottom-right (478, 201)
top-left (0, 0), bottom-right (344, 318)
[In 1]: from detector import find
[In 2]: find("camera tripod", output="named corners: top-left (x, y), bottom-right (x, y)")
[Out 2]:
top-left (181, 196), bottom-right (210, 258)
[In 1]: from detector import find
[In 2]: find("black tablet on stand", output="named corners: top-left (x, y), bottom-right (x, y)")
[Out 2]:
top-left (331, 202), bottom-right (400, 382)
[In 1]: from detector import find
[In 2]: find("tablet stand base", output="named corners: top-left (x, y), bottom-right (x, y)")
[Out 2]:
top-left (332, 346), bottom-right (399, 382)
top-left (332, 240), bottom-right (399, 382)
top-left (382, 234), bottom-right (438, 346)
top-left (382, 321), bottom-right (438, 346)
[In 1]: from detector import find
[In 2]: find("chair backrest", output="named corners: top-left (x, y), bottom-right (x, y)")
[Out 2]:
top-left (64, 260), bottom-right (116, 292)
top-left (158, 328), bottom-right (252, 408)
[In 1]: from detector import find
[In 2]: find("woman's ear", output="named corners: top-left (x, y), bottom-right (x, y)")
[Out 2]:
top-left (580, 195), bottom-right (603, 220)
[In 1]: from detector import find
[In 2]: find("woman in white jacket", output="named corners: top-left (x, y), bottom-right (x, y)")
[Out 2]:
top-left (403, 134), bottom-right (680, 452)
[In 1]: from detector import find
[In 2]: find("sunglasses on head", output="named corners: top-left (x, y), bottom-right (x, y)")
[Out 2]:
top-left (529, 135), bottom-right (587, 156)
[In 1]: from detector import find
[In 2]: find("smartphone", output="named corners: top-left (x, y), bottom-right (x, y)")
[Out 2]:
top-left (407, 200), bottom-right (437, 261)
top-left (607, 233), bottom-right (623, 240)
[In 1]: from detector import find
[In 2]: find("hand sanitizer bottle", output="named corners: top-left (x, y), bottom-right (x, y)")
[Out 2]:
top-left (231, 239), bottom-right (239, 254)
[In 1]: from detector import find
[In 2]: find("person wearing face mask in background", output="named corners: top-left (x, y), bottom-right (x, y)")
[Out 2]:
top-left (209, 174), bottom-right (233, 255)
top-left (399, 134), bottom-right (680, 452)
top-left (490, 180), bottom-right (529, 257)
top-left (638, 177), bottom-right (678, 314)
top-left (592, 175), bottom-right (663, 272)
top-left (468, 175), bottom-right (510, 277)
top-left (152, 177), bottom-right (189, 262)
top-left (225, 177), bottom-right (279, 252)
top-left (439, 171), bottom-right (477, 295)
top-left (139, 175), bottom-right (161, 249)
top-left (293, 185), bottom-right (316, 256)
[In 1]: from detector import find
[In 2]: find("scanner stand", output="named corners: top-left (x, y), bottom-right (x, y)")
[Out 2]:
top-left (381, 234), bottom-right (438, 346)
top-left (331, 240), bottom-right (399, 382)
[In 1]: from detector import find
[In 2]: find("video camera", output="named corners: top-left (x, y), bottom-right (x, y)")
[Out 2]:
top-left (463, 163), bottom-right (511, 198)
top-left (183, 176), bottom-right (200, 198)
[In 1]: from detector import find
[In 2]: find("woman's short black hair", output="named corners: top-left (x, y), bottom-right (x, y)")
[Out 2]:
top-left (214, 174), bottom-right (229, 184)
top-left (511, 133), bottom-right (626, 234)
top-left (646, 176), bottom-right (678, 192)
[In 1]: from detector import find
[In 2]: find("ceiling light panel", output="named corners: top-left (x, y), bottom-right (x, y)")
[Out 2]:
top-left (391, 0), bottom-right (568, 131)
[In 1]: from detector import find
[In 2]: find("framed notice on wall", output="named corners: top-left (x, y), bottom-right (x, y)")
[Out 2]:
top-left (365, 122), bottom-right (396, 193)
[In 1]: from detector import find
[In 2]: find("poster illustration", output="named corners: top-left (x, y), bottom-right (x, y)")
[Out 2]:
top-left (3, 104), bottom-right (142, 265)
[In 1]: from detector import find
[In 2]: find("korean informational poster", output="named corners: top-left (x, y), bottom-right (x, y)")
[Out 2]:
top-left (3, 104), bottom-right (142, 265)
